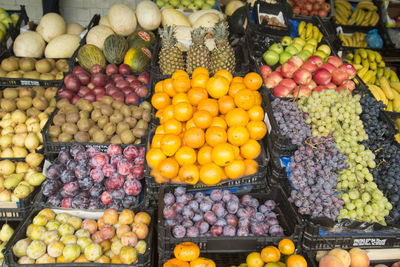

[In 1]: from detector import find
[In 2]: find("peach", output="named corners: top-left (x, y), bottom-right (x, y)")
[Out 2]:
top-left (62, 244), bottom-right (81, 262)
top-left (111, 255), bottom-right (122, 264)
top-left (38, 209), bottom-right (55, 220)
top-left (75, 229), bottom-right (90, 238)
top-left (103, 209), bottom-right (119, 225)
top-left (48, 241), bottom-right (64, 258)
top-left (117, 224), bottom-right (131, 239)
top-left (120, 246), bottom-right (137, 264)
top-left (97, 217), bottom-right (107, 229)
top-left (111, 235), bottom-right (119, 243)
top-left (18, 256), bottom-right (35, 264)
top-left (91, 231), bottom-right (104, 244)
top-left (67, 216), bottom-right (82, 230)
top-left (74, 254), bottom-right (90, 263)
top-left (134, 212), bottom-right (151, 225)
top-left (118, 209), bottom-right (135, 224)
top-left (132, 223), bottom-right (148, 239)
top-left (111, 240), bottom-right (123, 255)
top-left (42, 230), bottom-right (60, 245)
top-left (81, 219), bottom-right (97, 234)
top-left (105, 249), bottom-right (116, 259)
top-left (135, 240), bottom-right (147, 254)
top-left (57, 223), bottom-right (75, 236)
top-left (35, 253), bottom-right (56, 264)
top-left (95, 255), bottom-right (111, 263)
top-left (329, 248), bottom-right (350, 267)
top-left (77, 237), bottom-right (92, 251)
top-left (84, 242), bottom-right (102, 261)
top-left (320, 254), bottom-right (345, 267)
top-left (100, 240), bottom-right (111, 253)
top-left (121, 232), bottom-right (138, 247)
top-left (56, 255), bottom-right (68, 263)
top-left (60, 234), bottom-right (77, 245)
top-left (100, 225), bottom-right (116, 240)
top-left (349, 248), bottom-right (369, 267)
top-left (55, 213), bottom-right (70, 224)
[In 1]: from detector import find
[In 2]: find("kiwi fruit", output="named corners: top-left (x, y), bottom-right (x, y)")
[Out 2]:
top-left (55, 59), bottom-right (69, 72)
top-left (116, 122), bottom-right (130, 135)
top-left (76, 99), bottom-right (93, 112)
top-left (18, 87), bottom-right (32, 98)
top-left (97, 116), bottom-right (109, 128)
top-left (23, 71), bottom-right (41, 79)
top-left (6, 71), bottom-right (22, 78)
top-left (120, 129), bottom-right (135, 144)
top-left (48, 125), bottom-right (61, 138)
top-left (55, 72), bottom-right (64, 80)
top-left (65, 112), bottom-right (79, 123)
top-left (1, 57), bottom-right (19, 72)
top-left (112, 100), bottom-right (123, 110)
top-left (19, 58), bottom-right (36, 71)
top-left (32, 96), bottom-right (48, 110)
top-left (62, 122), bottom-right (78, 135)
top-left (35, 59), bottom-right (52, 73)
top-left (103, 123), bottom-right (116, 136)
top-left (77, 118), bottom-right (93, 132)
top-left (79, 110), bottom-right (90, 119)
top-left (91, 109), bottom-right (102, 121)
top-left (44, 106), bottom-right (55, 114)
top-left (92, 102), bottom-right (103, 109)
top-left (53, 113), bottom-right (66, 126)
top-left (32, 86), bottom-right (45, 97)
top-left (110, 135), bottom-right (122, 144)
top-left (60, 104), bottom-right (78, 114)
top-left (120, 105), bottom-right (131, 117)
top-left (132, 128), bottom-right (146, 138)
top-left (1, 99), bottom-right (16, 112)
top-left (140, 101), bottom-right (152, 110)
top-left (92, 131), bottom-right (107, 143)
top-left (50, 68), bottom-right (58, 76)
top-left (40, 73), bottom-right (55, 80)
top-left (3, 88), bottom-right (18, 99)
top-left (142, 110), bottom-right (151, 122)
top-left (88, 126), bottom-right (100, 137)
top-left (132, 107), bottom-right (144, 119)
top-left (45, 87), bottom-right (57, 100)
top-left (17, 96), bottom-right (33, 110)
top-left (100, 96), bottom-right (113, 105)
top-left (74, 132), bottom-right (90, 142)
top-left (124, 117), bottom-right (137, 128)
top-left (15, 124), bottom-right (27, 134)
top-left (110, 112), bottom-right (123, 124)
top-left (26, 107), bottom-right (40, 117)
top-left (0, 67), bottom-right (6, 77)
top-left (56, 99), bottom-right (70, 109)
top-left (58, 132), bottom-right (73, 142)
top-left (136, 120), bottom-right (148, 130)
top-left (100, 104), bottom-right (113, 116)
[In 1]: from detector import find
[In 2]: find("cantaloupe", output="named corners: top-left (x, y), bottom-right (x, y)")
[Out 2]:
top-left (161, 8), bottom-right (191, 27)
top-left (136, 0), bottom-right (161, 31)
top-left (45, 34), bottom-right (80, 58)
top-left (13, 31), bottom-right (46, 58)
top-left (36, 13), bottom-right (66, 42)
top-left (86, 25), bottom-right (114, 50)
top-left (107, 3), bottom-right (137, 36)
top-left (99, 16), bottom-right (111, 28)
top-left (66, 23), bottom-right (84, 36)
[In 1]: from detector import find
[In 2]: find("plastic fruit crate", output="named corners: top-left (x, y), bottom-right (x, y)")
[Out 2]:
top-left (157, 185), bottom-right (304, 265)
top-left (3, 207), bottom-right (154, 267)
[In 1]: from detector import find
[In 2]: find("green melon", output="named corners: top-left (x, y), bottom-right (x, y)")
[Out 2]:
top-left (77, 44), bottom-right (106, 71)
top-left (103, 34), bottom-right (128, 64)
top-left (127, 30), bottom-right (156, 48)
top-left (123, 46), bottom-right (152, 72)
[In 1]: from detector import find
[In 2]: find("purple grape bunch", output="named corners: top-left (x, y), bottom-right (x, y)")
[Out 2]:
top-left (163, 187), bottom-right (284, 238)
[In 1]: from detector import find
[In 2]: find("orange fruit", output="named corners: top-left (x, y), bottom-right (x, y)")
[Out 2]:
top-left (253, 91), bottom-right (262, 105)
top-left (286, 255), bottom-right (307, 267)
top-left (225, 108), bottom-right (250, 127)
top-left (218, 95), bottom-right (236, 115)
top-left (224, 160), bottom-right (245, 179)
top-left (197, 145), bottom-right (213, 165)
top-left (163, 78), bottom-right (177, 97)
top-left (193, 110), bottom-right (213, 129)
top-left (174, 146), bottom-right (197, 166)
top-left (160, 105), bottom-right (175, 124)
top-left (234, 89), bottom-right (256, 110)
top-left (198, 98), bottom-right (219, 117)
top-left (155, 81), bottom-right (164, 93)
top-left (192, 67), bottom-right (209, 78)
top-left (215, 69), bottom-right (233, 83)
top-left (244, 159), bottom-right (258, 175)
top-left (248, 106), bottom-right (264, 121)
top-left (151, 169), bottom-right (169, 183)
top-left (184, 127), bottom-right (205, 149)
top-left (151, 92), bottom-right (171, 110)
top-left (146, 148), bottom-right (167, 169)
top-left (261, 246), bottom-right (281, 263)
top-left (211, 116), bottom-right (227, 129)
top-left (229, 82), bottom-right (246, 98)
top-left (164, 119), bottom-right (183, 135)
top-left (247, 121), bottom-right (267, 140)
top-left (187, 87), bottom-right (208, 106)
top-left (199, 163), bottom-right (223, 185)
top-left (155, 109), bottom-right (163, 119)
top-left (246, 252), bottom-right (264, 267)
top-left (205, 126), bottom-right (227, 147)
top-left (161, 134), bottom-right (182, 156)
top-left (244, 72), bottom-right (263, 90)
top-left (240, 139), bottom-right (261, 159)
top-left (232, 76), bottom-right (244, 83)
top-left (151, 134), bottom-right (164, 148)
top-left (174, 102), bottom-right (193, 122)
top-left (206, 76), bottom-right (230, 99)
top-left (186, 118), bottom-right (196, 130)
top-left (178, 164), bottom-right (199, 185)
top-left (158, 158), bottom-right (179, 179)
top-left (231, 145), bottom-right (240, 159)
top-left (211, 143), bottom-right (235, 167)
top-left (172, 70), bottom-right (189, 80)
top-left (172, 93), bottom-right (190, 105)
top-left (191, 73), bottom-right (209, 88)
top-left (155, 125), bottom-right (165, 135)
top-left (173, 76), bottom-right (191, 93)
top-left (227, 126), bottom-right (250, 146)
top-left (278, 239), bottom-right (295, 256)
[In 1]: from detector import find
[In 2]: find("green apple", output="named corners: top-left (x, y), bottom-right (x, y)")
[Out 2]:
top-left (170, 0), bottom-right (180, 7)
top-left (303, 44), bottom-right (315, 54)
top-left (279, 52), bottom-right (292, 64)
top-left (297, 51), bottom-right (310, 62)
top-left (0, 17), bottom-right (12, 29)
top-left (306, 38), bottom-right (318, 47)
top-left (206, 0), bottom-right (216, 6)
top-left (293, 37), bottom-right (306, 47)
top-left (269, 43), bottom-right (283, 55)
top-left (317, 44), bottom-right (331, 56)
top-left (202, 3), bottom-right (212, 8)
top-left (285, 46), bottom-right (298, 56)
top-left (181, 0), bottom-right (191, 6)
top-left (281, 36), bottom-right (292, 46)
top-left (156, 0), bottom-right (165, 7)
top-left (302, 50), bottom-right (312, 58)
top-left (194, 0), bottom-right (205, 7)
top-left (263, 50), bottom-right (280, 66)
top-left (292, 43), bottom-right (303, 52)
top-left (188, 3), bottom-right (200, 10)
top-left (164, 3), bottom-right (173, 7)
top-left (10, 13), bottom-right (19, 25)
top-left (178, 4), bottom-right (185, 9)
top-left (314, 50), bottom-right (327, 61)
top-left (0, 22), bottom-right (6, 34)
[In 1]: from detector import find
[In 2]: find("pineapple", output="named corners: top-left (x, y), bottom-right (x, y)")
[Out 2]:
top-left (186, 27), bottom-right (210, 74)
top-left (158, 26), bottom-right (185, 75)
top-left (210, 22), bottom-right (235, 74)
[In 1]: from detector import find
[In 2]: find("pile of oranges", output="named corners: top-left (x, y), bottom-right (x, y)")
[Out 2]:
top-left (233, 239), bottom-right (307, 267)
top-left (147, 68), bottom-right (267, 185)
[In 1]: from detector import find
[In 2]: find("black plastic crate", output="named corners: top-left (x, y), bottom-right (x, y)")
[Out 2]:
top-left (3, 207), bottom-right (154, 267)
top-left (0, 5), bottom-right (29, 55)
top-left (157, 185), bottom-right (303, 265)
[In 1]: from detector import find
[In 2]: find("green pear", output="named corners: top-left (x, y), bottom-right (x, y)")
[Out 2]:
top-left (0, 223), bottom-right (14, 242)
top-left (4, 173), bottom-right (24, 189)
top-left (27, 172), bottom-right (45, 186)
top-left (10, 13), bottom-right (19, 25)
top-left (14, 184), bottom-right (30, 199)
top-left (0, 190), bottom-right (11, 201)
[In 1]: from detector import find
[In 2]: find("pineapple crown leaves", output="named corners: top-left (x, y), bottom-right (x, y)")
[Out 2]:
top-left (213, 21), bottom-right (230, 44)
top-left (159, 26), bottom-right (178, 47)
top-left (191, 27), bottom-right (207, 44)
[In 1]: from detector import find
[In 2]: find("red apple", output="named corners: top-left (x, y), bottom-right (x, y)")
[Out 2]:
top-left (273, 85), bottom-right (293, 97)
top-left (316, 0), bottom-right (324, 4)
top-left (115, 80), bottom-right (130, 89)
top-left (322, 3), bottom-right (331, 11)
top-left (111, 92), bottom-right (124, 102)
top-left (313, 85), bottom-right (328, 92)
top-left (331, 69), bottom-right (349, 85)
top-left (289, 56), bottom-right (304, 68)
top-left (293, 85), bottom-right (311, 97)
top-left (313, 3), bottom-right (321, 10)
top-left (279, 79), bottom-right (297, 90)
top-left (78, 86), bottom-right (91, 97)
top-left (300, 8), bottom-right (309, 16)
top-left (309, 0), bottom-right (316, 3)
top-left (130, 80), bottom-right (142, 89)
top-left (83, 91), bottom-right (96, 102)
top-left (305, 2), bottom-right (313, 11)
top-left (308, 56), bottom-right (324, 67)
top-left (294, 69), bottom-right (312, 85)
top-left (96, 93), bottom-right (106, 101)
top-left (276, 66), bottom-right (282, 73)
top-left (121, 87), bottom-right (134, 96)
top-left (125, 75), bottom-right (137, 83)
top-left (302, 61), bottom-right (318, 73)
top-left (138, 72), bottom-right (150, 85)
top-left (327, 56), bottom-right (343, 68)
top-left (126, 93), bottom-right (140, 104)
top-left (93, 87), bottom-right (105, 95)
top-left (307, 80), bottom-right (317, 89)
top-left (106, 86), bottom-right (119, 96)
top-left (265, 72), bottom-right (283, 88)
top-left (260, 65), bottom-right (272, 81)
top-left (339, 63), bottom-right (357, 79)
top-left (313, 68), bottom-right (332, 85)
top-left (326, 82), bottom-right (337, 89)
top-left (112, 74), bottom-right (124, 82)
top-left (281, 61), bottom-right (298, 78)
top-left (293, 6), bottom-right (301, 13)
top-left (320, 62), bottom-right (336, 73)
top-left (342, 79), bottom-right (356, 92)
top-left (71, 95), bottom-right (80, 104)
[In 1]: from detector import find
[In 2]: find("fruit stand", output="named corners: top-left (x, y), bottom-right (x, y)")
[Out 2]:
top-left (0, 0), bottom-right (399, 266)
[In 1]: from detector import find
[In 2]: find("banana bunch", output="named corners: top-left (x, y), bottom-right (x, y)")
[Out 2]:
top-left (335, 0), bottom-right (379, 26)
top-left (298, 21), bottom-right (323, 42)
top-left (367, 78), bottom-right (400, 112)
top-left (346, 49), bottom-right (399, 86)
top-left (339, 32), bottom-right (367, 47)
